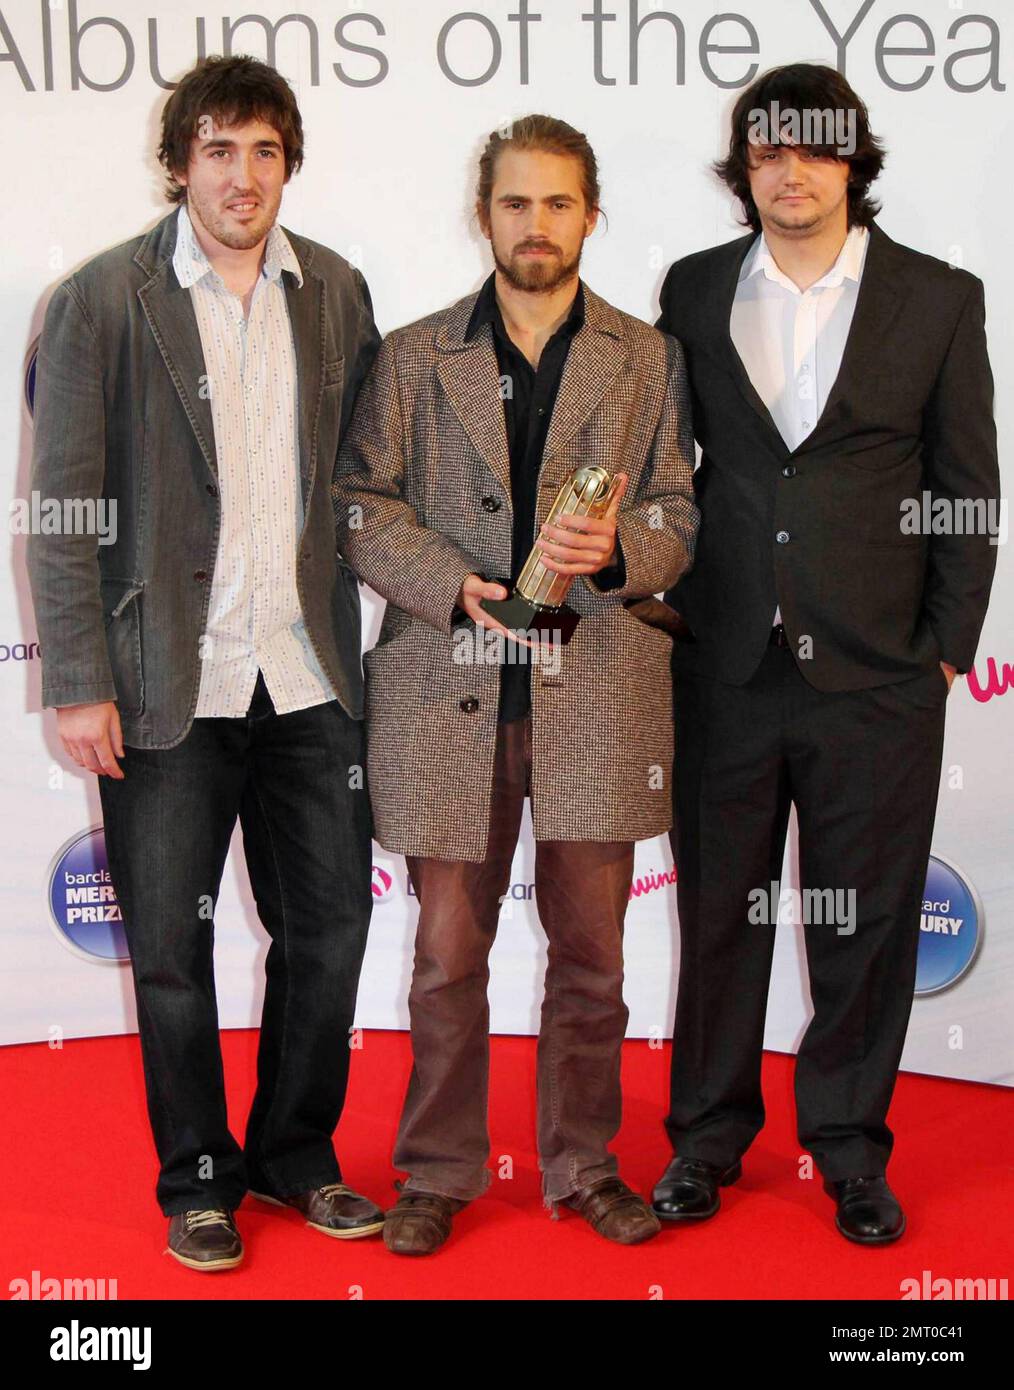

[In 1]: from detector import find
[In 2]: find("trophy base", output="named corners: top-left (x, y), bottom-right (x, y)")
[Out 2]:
top-left (479, 593), bottom-right (581, 645)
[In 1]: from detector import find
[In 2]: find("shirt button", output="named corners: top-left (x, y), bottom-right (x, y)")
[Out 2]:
top-left (782, 465), bottom-right (796, 478)
top-left (801, 421), bottom-right (811, 431)
top-left (481, 496), bottom-right (501, 513)
top-left (776, 531), bottom-right (790, 545)
top-left (459, 696), bottom-right (479, 713)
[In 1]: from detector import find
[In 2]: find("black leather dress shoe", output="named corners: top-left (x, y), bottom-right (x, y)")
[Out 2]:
top-left (651, 1156), bottom-right (742, 1221)
top-left (824, 1175), bottom-right (905, 1244)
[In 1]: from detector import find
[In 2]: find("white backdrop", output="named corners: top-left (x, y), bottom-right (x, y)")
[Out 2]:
top-left (3, 0), bottom-right (1011, 1086)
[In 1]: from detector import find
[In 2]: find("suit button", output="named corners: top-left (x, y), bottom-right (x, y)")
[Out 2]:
top-left (481, 496), bottom-right (501, 513)
top-left (781, 465), bottom-right (796, 478)
top-left (776, 531), bottom-right (790, 545)
top-left (194, 569), bottom-right (208, 583)
top-left (303, 549), bottom-right (312, 560)
top-left (205, 483), bottom-right (218, 496)
top-left (459, 696), bottom-right (479, 712)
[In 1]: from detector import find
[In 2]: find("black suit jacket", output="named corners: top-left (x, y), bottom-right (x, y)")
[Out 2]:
top-left (657, 221), bottom-right (999, 690)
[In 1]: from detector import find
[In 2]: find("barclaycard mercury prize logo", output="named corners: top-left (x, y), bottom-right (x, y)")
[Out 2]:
top-left (47, 829), bottom-right (128, 963)
top-left (371, 864), bottom-right (394, 901)
top-left (915, 855), bottom-right (983, 996)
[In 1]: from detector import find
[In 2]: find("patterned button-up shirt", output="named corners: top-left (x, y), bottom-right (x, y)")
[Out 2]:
top-left (174, 202), bottom-right (336, 718)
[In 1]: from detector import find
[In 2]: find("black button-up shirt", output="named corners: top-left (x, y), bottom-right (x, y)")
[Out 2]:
top-left (464, 273), bottom-right (622, 723)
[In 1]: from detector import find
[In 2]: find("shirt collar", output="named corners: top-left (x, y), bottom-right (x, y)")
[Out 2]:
top-left (173, 203), bottom-right (303, 290)
top-left (464, 271), bottom-right (585, 344)
top-left (741, 223), bottom-right (868, 293)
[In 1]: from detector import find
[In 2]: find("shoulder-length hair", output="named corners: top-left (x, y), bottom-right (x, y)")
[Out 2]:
top-left (714, 63), bottom-right (886, 232)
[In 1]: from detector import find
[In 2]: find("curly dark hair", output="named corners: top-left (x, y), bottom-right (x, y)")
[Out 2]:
top-left (714, 63), bottom-right (886, 232)
top-left (158, 54), bottom-right (304, 205)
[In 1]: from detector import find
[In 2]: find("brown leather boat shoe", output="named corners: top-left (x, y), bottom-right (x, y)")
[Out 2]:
top-left (166, 1208), bottom-right (243, 1271)
top-left (563, 1176), bottom-right (661, 1245)
top-left (250, 1183), bottom-right (385, 1238)
top-left (382, 1190), bottom-right (466, 1256)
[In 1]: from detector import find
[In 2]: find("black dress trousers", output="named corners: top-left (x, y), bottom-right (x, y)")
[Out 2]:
top-left (667, 640), bottom-right (948, 1181)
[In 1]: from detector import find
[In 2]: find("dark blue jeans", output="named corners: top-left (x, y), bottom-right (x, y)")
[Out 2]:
top-left (98, 675), bottom-right (373, 1216)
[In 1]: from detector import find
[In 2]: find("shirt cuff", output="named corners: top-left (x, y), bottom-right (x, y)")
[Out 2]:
top-left (590, 545), bottom-right (626, 592)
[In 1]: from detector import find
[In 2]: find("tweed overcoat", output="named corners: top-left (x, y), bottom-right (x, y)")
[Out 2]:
top-left (333, 282), bottom-right (699, 861)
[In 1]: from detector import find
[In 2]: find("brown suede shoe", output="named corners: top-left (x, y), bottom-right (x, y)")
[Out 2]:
top-left (166, 1209), bottom-right (243, 1271)
top-left (250, 1183), bottom-right (385, 1239)
top-left (383, 1190), bottom-right (466, 1256)
top-left (563, 1177), bottom-right (661, 1245)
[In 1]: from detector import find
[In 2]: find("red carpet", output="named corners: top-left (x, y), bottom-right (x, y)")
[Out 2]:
top-left (2, 1030), bottom-right (1011, 1300)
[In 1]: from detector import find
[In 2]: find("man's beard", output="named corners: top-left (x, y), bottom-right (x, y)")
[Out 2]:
top-left (492, 236), bottom-right (583, 293)
top-left (186, 186), bottom-right (280, 251)
top-left (763, 188), bottom-right (847, 237)
top-left (766, 206), bottom-right (823, 235)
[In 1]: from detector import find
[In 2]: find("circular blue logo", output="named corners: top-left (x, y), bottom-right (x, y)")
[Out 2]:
top-left (24, 336), bottom-right (39, 418)
top-left (915, 854), bottom-right (983, 996)
top-left (47, 828), bottom-right (129, 963)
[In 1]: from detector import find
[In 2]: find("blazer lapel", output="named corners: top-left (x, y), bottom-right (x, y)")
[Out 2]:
top-left (135, 229), bottom-right (218, 479)
top-left (711, 224), bottom-right (904, 457)
top-left (434, 281), bottom-right (627, 503)
top-left (709, 233), bottom-right (787, 447)
top-left (436, 297), bottom-right (513, 504)
top-left (800, 222), bottom-right (903, 451)
top-left (538, 287), bottom-right (627, 496)
top-left (283, 263), bottom-right (324, 511)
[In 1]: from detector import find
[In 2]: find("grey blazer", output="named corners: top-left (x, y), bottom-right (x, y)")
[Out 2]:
top-left (333, 283), bottom-right (700, 862)
top-left (27, 210), bottom-right (380, 746)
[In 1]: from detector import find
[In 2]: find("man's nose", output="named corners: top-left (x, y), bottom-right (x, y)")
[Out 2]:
top-left (232, 154), bottom-right (259, 188)
top-left (524, 209), bottom-right (551, 240)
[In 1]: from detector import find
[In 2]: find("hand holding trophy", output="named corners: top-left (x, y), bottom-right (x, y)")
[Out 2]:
top-left (480, 466), bottom-right (627, 644)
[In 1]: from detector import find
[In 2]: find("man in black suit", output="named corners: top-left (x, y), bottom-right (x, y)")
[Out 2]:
top-left (652, 64), bottom-right (999, 1243)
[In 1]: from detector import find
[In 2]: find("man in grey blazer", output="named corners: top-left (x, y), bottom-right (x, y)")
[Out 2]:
top-left (334, 115), bottom-right (699, 1254)
top-left (27, 56), bottom-right (383, 1270)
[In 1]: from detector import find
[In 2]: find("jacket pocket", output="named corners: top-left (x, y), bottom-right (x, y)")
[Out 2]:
top-left (323, 356), bottom-right (345, 388)
top-left (100, 577), bottom-right (145, 715)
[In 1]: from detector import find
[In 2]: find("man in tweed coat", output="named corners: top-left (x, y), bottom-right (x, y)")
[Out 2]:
top-left (334, 116), bottom-right (698, 1253)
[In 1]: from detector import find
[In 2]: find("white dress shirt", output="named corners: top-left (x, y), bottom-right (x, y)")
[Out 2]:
top-left (173, 204), bottom-right (337, 718)
top-left (730, 223), bottom-right (869, 622)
